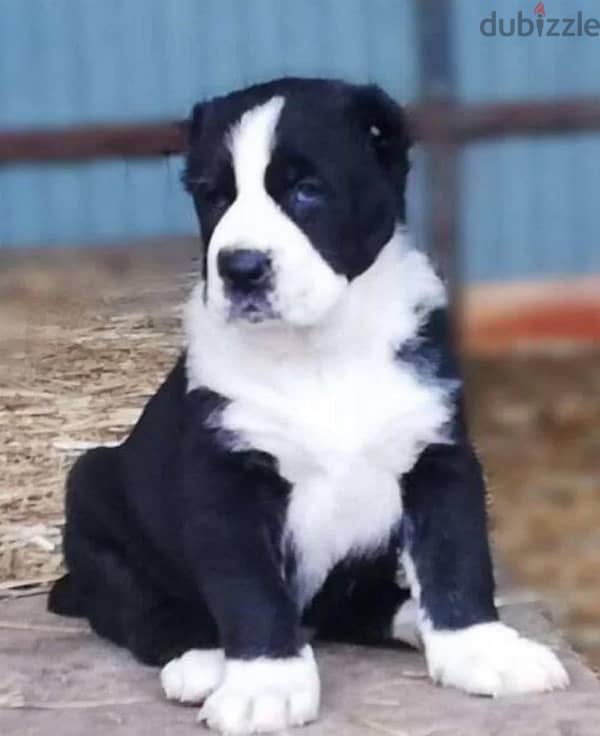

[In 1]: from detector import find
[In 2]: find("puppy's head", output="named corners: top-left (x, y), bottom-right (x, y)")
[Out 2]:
top-left (183, 78), bottom-right (411, 327)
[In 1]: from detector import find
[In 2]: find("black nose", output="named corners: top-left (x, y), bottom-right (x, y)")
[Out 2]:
top-left (217, 249), bottom-right (272, 291)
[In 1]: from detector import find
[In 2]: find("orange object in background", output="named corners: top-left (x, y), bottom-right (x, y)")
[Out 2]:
top-left (463, 277), bottom-right (600, 354)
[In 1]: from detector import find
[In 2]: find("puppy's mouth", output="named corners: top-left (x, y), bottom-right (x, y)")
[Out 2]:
top-left (226, 294), bottom-right (278, 324)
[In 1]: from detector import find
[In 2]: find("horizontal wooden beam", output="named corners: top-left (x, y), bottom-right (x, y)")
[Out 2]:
top-left (0, 121), bottom-right (185, 164)
top-left (411, 98), bottom-right (600, 143)
top-left (1, 99), bottom-right (599, 164)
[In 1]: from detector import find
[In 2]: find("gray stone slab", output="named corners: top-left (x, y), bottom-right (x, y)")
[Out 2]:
top-left (0, 596), bottom-right (598, 736)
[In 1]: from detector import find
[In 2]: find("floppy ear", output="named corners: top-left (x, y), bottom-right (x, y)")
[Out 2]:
top-left (181, 102), bottom-right (207, 194)
top-left (183, 102), bottom-right (206, 150)
top-left (351, 85), bottom-right (412, 208)
top-left (341, 85), bottom-right (413, 259)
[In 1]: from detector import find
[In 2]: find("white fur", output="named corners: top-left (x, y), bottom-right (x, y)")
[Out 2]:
top-left (161, 648), bottom-right (225, 704)
top-left (198, 645), bottom-right (320, 735)
top-left (186, 231), bottom-right (450, 607)
top-left (422, 621), bottom-right (569, 697)
top-left (399, 549), bottom-right (422, 602)
top-left (206, 96), bottom-right (347, 327)
top-left (391, 598), bottom-right (422, 648)
top-left (391, 551), bottom-right (423, 648)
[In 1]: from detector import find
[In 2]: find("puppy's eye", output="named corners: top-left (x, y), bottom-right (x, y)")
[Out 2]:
top-left (186, 176), bottom-right (232, 210)
top-left (291, 177), bottom-right (325, 207)
top-left (203, 187), bottom-right (231, 210)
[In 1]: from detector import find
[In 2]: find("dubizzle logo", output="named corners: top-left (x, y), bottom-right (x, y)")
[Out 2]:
top-left (480, 3), bottom-right (600, 37)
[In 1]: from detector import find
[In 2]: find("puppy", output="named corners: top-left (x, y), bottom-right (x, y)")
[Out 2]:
top-left (49, 78), bottom-right (568, 735)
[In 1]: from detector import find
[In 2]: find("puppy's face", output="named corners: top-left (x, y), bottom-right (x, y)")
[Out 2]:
top-left (184, 78), bottom-right (411, 327)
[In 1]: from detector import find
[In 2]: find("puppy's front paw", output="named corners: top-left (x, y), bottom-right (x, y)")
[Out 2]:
top-left (198, 645), bottom-right (320, 735)
top-left (424, 621), bottom-right (569, 697)
top-left (161, 649), bottom-right (225, 704)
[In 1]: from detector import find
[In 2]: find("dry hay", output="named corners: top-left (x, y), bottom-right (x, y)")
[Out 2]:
top-left (0, 252), bottom-right (194, 595)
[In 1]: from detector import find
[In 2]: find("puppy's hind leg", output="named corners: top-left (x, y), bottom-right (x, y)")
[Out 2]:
top-left (54, 446), bottom-right (223, 685)
top-left (81, 546), bottom-right (225, 701)
top-left (82, 556), bottom-right (226, 703)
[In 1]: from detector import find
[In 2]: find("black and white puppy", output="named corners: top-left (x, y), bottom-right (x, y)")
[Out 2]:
top-left (49, 78), bottom-right (568, 735)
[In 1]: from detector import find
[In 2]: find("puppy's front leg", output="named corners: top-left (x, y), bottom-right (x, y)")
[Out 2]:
top-left (182, 448), bottom-right (319, 734)
top-left (402, 441), bottom-right (569, 697)
top-left (197, 557), bottom-right (319, 735)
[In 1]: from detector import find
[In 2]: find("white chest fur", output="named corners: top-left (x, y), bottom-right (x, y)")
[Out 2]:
top-left (185, 234), bottom-right (452, 606)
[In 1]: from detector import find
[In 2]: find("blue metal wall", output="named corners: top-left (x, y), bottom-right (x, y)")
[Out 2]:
top-left (0, 0), bottom-right (598, 282)
top-left (455, 0), bottom-right (600, 281)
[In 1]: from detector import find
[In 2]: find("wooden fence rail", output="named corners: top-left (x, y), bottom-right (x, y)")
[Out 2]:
top-left (1, 99), bottom-right (599, 164)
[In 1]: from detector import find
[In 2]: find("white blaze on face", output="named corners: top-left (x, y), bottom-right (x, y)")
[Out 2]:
top-left (229, 96), bottom-right (284, 194)
top-left (205, 95), bottom-right (347, 326)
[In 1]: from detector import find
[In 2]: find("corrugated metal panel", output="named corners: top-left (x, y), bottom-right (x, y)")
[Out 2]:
top-left (0, 0), bottom-right (598, 283)
top-left (455, 0), bottom-right (600, 281)
top-left (461, 135), bottom-right (600, 281)
top-left (0, 0), bottom-right (415, 249)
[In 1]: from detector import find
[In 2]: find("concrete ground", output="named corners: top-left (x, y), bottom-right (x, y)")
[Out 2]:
top-left (0, 595), bottom-right (598, 736)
